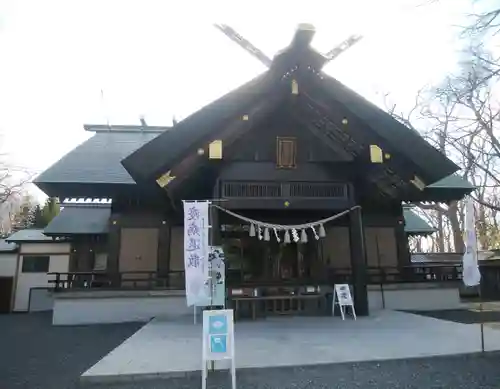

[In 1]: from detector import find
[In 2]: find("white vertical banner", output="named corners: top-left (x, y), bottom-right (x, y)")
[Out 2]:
top-left (184, 201), bottom-right (211, 306)
top-left (209, 246), bottom-right (226, 307)
top-left (463, 197), bottom-right (481, 287)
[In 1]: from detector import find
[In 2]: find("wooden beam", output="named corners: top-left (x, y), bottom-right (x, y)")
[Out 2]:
top-left (287, 104), bottom-right (354, 161)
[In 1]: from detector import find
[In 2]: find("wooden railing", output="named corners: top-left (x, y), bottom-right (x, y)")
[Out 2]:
top-left (227, 264), bottom-right (463, 287)
top-left (221, 181), bottom-right (349, 200)
top-left (48, 270), bottom-right (185, 291)
top-left (48, 264), bottom-right (463, 292)
top-left (332, 264), bottom-right (462, 285)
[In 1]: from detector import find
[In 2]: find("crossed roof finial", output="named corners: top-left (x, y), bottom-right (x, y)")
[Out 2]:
top-left (214, 23), bottom-right (362, 70)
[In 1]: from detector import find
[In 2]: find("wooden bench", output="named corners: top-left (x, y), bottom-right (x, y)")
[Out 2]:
top-left (231, 294), bottom-right (324, 320)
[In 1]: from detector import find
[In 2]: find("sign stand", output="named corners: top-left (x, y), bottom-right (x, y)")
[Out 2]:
top-left (332, 284), bottom-right (356, 320)
top-left (202, 309), bottom-right (236, 389)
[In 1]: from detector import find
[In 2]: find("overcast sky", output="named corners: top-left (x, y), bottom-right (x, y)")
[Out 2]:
top-left (0, 0), bottom-right (472, 189)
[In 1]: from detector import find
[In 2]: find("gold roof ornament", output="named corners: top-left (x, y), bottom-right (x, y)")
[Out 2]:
top-left (156, 170), bottom-right (176, 188)
top-left (209, 140), bottom-right (223, 160)
top-left (369, 145), bottom-right (384, 163)
top-left (410, 175), bottom-right (426, 191)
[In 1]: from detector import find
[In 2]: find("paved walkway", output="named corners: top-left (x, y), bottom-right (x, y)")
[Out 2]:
top-left (82, 310), bottom-right (500, 381)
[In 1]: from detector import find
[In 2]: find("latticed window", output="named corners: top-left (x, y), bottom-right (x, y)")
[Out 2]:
top-left (276, 137), bottom-right (297, 168)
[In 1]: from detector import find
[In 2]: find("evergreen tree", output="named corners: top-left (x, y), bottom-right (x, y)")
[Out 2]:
top-left (31, 205), bottom-right (45, 228)
top-left (41, 197), bottom-right (59, 226)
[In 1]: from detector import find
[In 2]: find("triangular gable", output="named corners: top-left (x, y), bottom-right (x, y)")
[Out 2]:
top-left (311, 73), bottom-right (459, 184)
top-left (122, 25), bottom-right (460, 191)
top-left (121, 73), bottom-right (271, 183)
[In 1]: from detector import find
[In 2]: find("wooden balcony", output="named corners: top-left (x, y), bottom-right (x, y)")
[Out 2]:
top-left (219, 180), bottom-right (354, 209)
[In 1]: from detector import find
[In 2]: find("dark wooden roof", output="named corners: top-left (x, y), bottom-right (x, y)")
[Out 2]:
top-left (6, 229), bottom-right (62, 243)
top-left (0, 239), bottom-right (17, 252)
top-left (428, 174), bottom-right (474, 189)
top-left (305, 73), bottom-right (459, 183)
top-left (121, 73), bottom-right (272, 183)
top-left (34, 126), bottom-right (165, 197)
top-left (44, 203), bottom-right (111, 236)
top-left (33, 120), bottom-right (470, 201)
top-left (409, 174), bottom-right (474, 202)
top-left (122, 25), bottom-right (460, 189)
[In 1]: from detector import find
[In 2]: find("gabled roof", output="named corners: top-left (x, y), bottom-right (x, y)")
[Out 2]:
top-left (122, 73), bottom-right (272, 182)
top-left (0, 239), bottom-right (17, 252)
top-left (35, 126), bottom-right (164, 187)
top-left (428, 174), bottom-right (474, 189)
top-left (121, 25), bottom-right (460, 188)
top-left (307, 73), bottom-right (459, 184)
top-left (403, 208), bottom-right (436, 235)
top-left (44, 203), bottom-right (111, 236)
top-left (6, 229), bottom-right (57, 243)
top-left (407, 174), bottom-right (474, 203)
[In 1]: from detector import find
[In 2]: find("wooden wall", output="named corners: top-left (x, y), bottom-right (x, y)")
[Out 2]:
top-left (228, 105), bottom-right (352, 164)
top-left (100, 206), bottom-right (409, 280)
top-left (106, 209), bottom-right (171, 282)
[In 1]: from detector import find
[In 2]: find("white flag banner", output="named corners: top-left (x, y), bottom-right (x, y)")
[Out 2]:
top-left (184, 201), bottom-right (211, 306)
top-left (209, 246), bottom-right (226, 307)
top-left (462, 197), bottom-right (481, 287)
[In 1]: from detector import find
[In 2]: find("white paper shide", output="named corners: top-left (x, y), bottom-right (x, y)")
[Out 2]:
top-left (462, 197), bottom-right (481, 287)
top-left (184, 201), bottom-right (210, 306)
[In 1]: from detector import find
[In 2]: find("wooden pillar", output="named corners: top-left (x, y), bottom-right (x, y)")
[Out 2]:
top-left (157, 219), bottom-right (171, 283)
top-left (69, 241), bottom-right (78, 272)
top-left (212, 181), bottom-right (222, 246)
top-left (211, 207), bottom-right (221, 246)
top-left (395, 215), bottom-right (410, 267)
top-left (349, 206), bottom-right (369, 316)
top-left (108, 214), bottom-right (121, 286)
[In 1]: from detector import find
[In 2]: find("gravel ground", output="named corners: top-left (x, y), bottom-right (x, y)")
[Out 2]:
top-left (2, 312), bottom-right (500, 389)
top-left (0, 312), bottom-right (143, 389)
top-left (83, 353), bottom-right (500, 389)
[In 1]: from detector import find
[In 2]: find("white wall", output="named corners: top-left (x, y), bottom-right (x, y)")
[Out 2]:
top-left (0, 252), bottom-right (18, 277)
top-left (368, 286), bottom-right (465, 311)
top-left (14, 242), bottom-right (70, 312)
top-left (53, 295), bottom-right (191, 325)
top-left (20, 242), bottom-right (69, 255)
